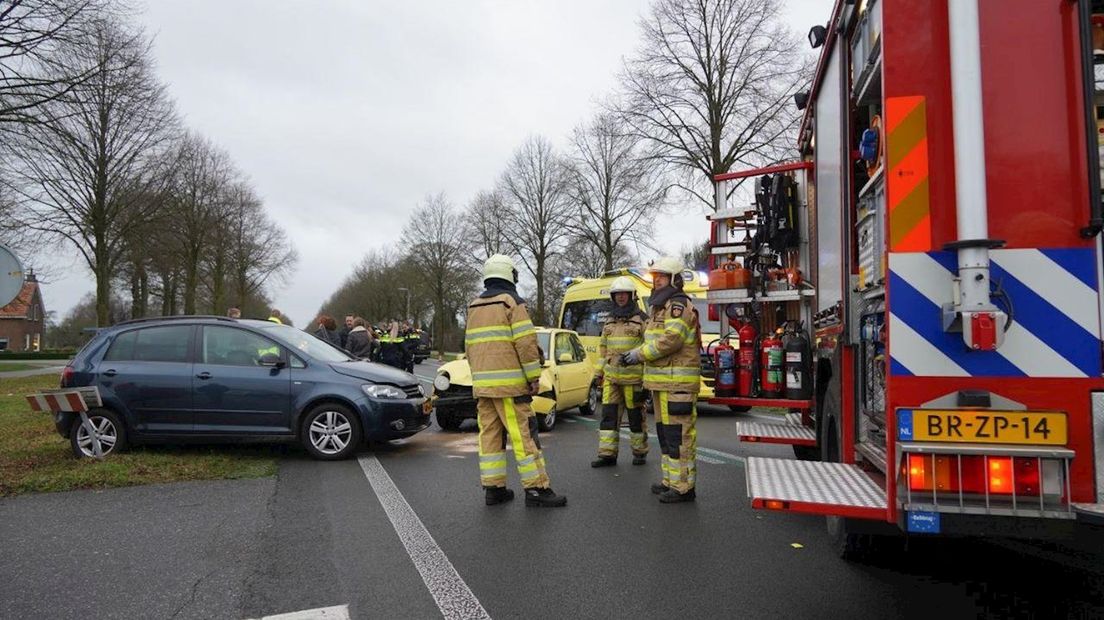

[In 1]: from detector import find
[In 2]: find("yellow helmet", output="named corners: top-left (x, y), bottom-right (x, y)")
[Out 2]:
top-left (648, 256), bottom-right (683, 275)
top-left (609, 276), bottom-right (636, 295)
top-left (484, 254), bottom-right (518, 283)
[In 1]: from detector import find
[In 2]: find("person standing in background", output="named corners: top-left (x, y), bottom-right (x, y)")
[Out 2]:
top-left (227, 307), bottom-right (241, 319)
top-left (339, 315), bottom-right (355, 348)
top-left (345, 317), bottom-right (374, 359)
top-left (313, 315), bottom-right (341, 347)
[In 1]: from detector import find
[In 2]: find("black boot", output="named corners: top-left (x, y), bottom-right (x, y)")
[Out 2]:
top-left (632, 456), bottom-right (646, 466)
top-left (659, 488), bottom-right (696, 503)
top-left (591, 456), bottom-right (617, 468)
top-left (484, 486), bottom-right (515, 506)
top-left (525, 487), bottom-right (567, 507)
top-left (650, 482), bottom-right (667, 495)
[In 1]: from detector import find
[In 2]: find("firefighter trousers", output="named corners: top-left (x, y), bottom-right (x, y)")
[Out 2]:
top-left (597, 381), bottom-right (648, 459)
top-left (652, 390), bottom-right (697, 494)
top-left (476, 396), bottom-right (550, 490)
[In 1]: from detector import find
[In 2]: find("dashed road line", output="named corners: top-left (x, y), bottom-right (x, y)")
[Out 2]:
top-left (247, 604), bottom-right (351, 620)
top-left (357, 455), bottom-right (491, 620)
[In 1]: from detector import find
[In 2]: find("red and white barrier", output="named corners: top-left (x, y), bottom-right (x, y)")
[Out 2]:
top-left (26, 391), bottom-right (88, 413)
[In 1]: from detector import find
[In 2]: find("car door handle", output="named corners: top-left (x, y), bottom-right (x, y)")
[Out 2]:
top-left (103, 369), bottom-right (117, 377)
top-left (196, 372), bottom-right (212, 380)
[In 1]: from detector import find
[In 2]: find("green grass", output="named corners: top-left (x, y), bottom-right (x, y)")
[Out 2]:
top-left (0, 362), bottom-right (36, 372)
top-left (0, 375), bottom-right (278, 497)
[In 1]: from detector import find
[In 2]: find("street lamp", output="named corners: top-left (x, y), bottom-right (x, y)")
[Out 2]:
top-left (397, 287), bottom-right (410, 324)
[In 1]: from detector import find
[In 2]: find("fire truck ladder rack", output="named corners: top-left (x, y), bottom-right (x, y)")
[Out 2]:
top-left (730, 411), bottom-right (815, 447)
top-left (746, 456), bottom-right (887, 519)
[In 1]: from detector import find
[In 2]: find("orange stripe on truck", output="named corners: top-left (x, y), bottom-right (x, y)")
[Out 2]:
top-left (887, 96), bottom-right (931, 252)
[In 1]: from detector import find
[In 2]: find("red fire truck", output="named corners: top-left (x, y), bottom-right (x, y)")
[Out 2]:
top-left (706, 0), bottom-right (1104, 556)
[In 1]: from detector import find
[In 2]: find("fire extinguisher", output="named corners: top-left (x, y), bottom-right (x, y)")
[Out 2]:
top-left (737, 320), bottom-right (757, 397)
top-left (760, 328), bottom-right (783, 398)
top-left (782, 322), bottom-right (812, 401)
top-left (713, 340), bottom-right (737, 397)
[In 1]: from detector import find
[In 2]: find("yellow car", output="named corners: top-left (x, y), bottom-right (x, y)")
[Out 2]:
top-left (431, 327), bottom-right (595, 432)
top-left (557, 268), bottom-right (722, 404)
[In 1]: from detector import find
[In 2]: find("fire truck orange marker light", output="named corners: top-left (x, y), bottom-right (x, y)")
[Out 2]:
top-left (765, 500), bottom-right (786, 510)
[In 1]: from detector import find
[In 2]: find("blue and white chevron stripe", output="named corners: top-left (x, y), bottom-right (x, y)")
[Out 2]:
top-left (888, 249), bottom-right (1102, 378)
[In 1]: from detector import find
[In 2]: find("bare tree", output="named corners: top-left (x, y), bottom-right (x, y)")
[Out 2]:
top-left (225, 186), bottom-right (296, 314)
top-left (465, 189), bottom-right (510, 262)
top-left (1, 15), bottom-right (179, 325)
top-left (401, 193), bottom-right (479, 356)
top-left (566, 112), bottom-right (668, 271)
top-left (498, 135), bottom-right (571, 324)
top-left (616, 0), bottom-right (808, 207)
top-left (0, 0), bottom-right (107, 126)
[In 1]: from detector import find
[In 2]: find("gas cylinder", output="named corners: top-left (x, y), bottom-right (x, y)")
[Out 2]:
top-left (760, 328), bottom-right (783, 398)
top-left (737, 320), bottom-right (757, 397)
top-left (713, 340), bottom-right (737, 397)
top-left (782, 322), bottom-right (812, 401)
top-left (730, 261), bottom-right (752, 290)
top-left (709, 260), bottom-right (737, 289)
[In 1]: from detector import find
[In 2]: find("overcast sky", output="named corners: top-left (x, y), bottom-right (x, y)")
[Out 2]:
top-left (39, 0), bottom-right (830, 327)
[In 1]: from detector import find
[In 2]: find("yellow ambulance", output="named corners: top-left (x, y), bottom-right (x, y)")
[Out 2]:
top-left (556, 268), bottom-right (719, 409)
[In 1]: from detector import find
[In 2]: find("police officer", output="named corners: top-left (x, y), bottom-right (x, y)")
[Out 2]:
top-left (466, 254), bottom-right (566, 508)
top-left (621, 257), bottom-right (701, 503)
top-left (400, 321), bottom-right (417, 373)
top-left (377, 320), bottom-right (406, 370)
top-left (591, 276), bottom-right (649, 468)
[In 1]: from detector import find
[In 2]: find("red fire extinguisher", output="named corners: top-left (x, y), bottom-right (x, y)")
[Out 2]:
top-left (737, 321), bottom-right (757, 397)
top-left (760, 328), bottom-right (783, 398)
top-left (713, 340), bottom-right (737, 397)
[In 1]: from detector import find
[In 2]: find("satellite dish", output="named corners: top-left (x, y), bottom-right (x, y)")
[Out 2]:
top-left (0, 244), bottom-right (25, 309)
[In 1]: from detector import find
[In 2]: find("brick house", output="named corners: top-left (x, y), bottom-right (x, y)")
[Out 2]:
top-left (0, 271), bottom-right (45, 352)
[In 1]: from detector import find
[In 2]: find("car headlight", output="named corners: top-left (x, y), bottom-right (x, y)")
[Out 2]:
top-left (434, 373), bottom-right (450, 392)
top-left (362, 384), bottom-right (406, 399)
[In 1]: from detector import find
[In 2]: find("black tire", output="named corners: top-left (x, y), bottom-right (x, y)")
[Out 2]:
top-left (69, 408), bottom-right (127, 458)
top-left (537, 406), bottom-right (557, 432)
top-left (436, 409), bottom-right (460, 431)
top-left (727, 405), bottom-right (751, 413)
top-left (579, 383), bottom-right (600, 416)
top-left (300, 403), bottom-right (362, 460)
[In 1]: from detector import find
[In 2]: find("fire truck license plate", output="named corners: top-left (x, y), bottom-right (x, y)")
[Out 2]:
top-left (897, 409), bottom-right (1067, 445)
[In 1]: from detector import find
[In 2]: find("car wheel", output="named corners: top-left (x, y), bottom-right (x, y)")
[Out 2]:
top-left (537, 406), bottom-right (557, 432)
top-left (436, 409), bottom-right (457, 431)
top-left (579, 383), bottom-right (600, 416)
top-left (69, 409), bottom-right (127, 458)
top-left (301, 403), bottom-right (362, 460)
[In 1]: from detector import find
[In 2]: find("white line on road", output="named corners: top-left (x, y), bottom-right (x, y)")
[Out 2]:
top-left (357, 455), bottom-right (491, 620)
top-left (697, 447), bottom-right (746, 465)
top-left (247, 604), bottom-right (350, 620)
top-left (698, 456), bottom-right (724, 465)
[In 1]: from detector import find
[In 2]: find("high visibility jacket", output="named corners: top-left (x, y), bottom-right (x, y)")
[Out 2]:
top-left (465, 290), bottom-right (542, 398)
top-left (377, 335), bottom-right (406, 368)
top-left (641, 292), bottom-right (701, 393)
top-left (597, 310), bottom-right (647, 385)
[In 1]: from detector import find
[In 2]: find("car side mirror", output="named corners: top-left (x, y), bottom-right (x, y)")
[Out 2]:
top-left (558, 352), bottom-right (573, 363)
top-left (259, 352), bottom-right (284, 368)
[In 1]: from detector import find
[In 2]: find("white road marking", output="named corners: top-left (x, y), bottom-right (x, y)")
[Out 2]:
top-left (248, 604), bottom-right (350, 620)
top-left (358, 455), bottom-right (491, 620)
top-left (697, 447), bottom-right (747, 465)
top-left (698, 456), bottom-right (724, 465)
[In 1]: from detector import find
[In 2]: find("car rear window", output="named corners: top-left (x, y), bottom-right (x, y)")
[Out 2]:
top-left (104, 325), bottom-right (191, 363)
top-left (560, 299), bottom-right (608, 337)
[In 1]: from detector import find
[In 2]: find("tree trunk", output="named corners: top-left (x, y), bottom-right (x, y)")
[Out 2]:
top-left (534, 260), bottom-right (545, 326)
top-left (95, 263), bottom-right (111, 327)
top-left (183, 254), bottom-right (198, 315)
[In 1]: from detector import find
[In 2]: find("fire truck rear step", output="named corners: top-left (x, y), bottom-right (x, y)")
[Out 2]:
top-left (736, 417), bottom-right (816, 447)
top-left (746, 456), bottom-right (887, 519)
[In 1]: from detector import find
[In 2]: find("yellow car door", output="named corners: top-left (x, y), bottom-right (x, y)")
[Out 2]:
top-left (552, 332), bottom-right (592, 408)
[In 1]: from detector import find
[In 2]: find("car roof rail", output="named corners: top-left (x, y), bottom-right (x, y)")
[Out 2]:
top-left (113, 315), bottom-right (237, 327)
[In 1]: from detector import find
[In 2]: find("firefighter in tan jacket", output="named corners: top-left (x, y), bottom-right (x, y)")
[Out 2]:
top-left (465, 254), bottom-right (567, 508)
top-left (621, 257), bottom-right (701, 503)
top-left (591, 276), bottom-right (650, 468)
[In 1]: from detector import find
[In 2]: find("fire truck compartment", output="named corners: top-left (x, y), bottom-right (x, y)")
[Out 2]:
top-left (746, 457), bottom-right (886, 519)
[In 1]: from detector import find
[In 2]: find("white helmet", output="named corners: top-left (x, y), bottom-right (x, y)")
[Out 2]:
top-left (609, 276), bottom-right (635, 295)
top-left (648, 256), bottom-right (683, 275)
top-left (483, 254), bottom-right (518, 283)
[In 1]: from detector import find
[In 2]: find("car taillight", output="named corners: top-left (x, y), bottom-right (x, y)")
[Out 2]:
top-left (60, 366), bottom-right (74, 387)
top-left (905, 454), bottom-right (1050, 497)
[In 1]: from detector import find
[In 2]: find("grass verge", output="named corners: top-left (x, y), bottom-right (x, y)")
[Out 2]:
top-left (0, 375), bottom-right (278, 497)
top-left (0, 362), bottom-right (36, 373)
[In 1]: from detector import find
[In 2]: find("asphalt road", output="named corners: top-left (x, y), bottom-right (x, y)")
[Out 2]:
top-left (3, 360), bottom-right (1104, 619)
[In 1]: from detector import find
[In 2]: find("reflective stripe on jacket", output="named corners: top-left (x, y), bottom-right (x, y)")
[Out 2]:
top-left (598, 311), bottom-right (647, 385)
top-left (465, 292), bottom-right (542, 398)
top-left (641, 293), bottom-right (701, 393)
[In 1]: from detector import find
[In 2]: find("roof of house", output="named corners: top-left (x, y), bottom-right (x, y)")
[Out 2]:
top-left (0, 280), bottom-right (39, 319)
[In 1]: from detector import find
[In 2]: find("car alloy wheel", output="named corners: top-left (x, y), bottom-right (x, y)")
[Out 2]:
top-left (309, 409), bottom-right (353, 456)
top-left (538, 406), bottom-right (556, 432)
top-left (75, 415), bottom-right (119, 457)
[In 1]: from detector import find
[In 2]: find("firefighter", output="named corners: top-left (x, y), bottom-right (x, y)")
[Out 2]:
top-left (620, 256), bottom-right (701, 503)
top-left (591, 276), bottom-right (649, 468)
top-left (466, 254), bottom-right (566, 508)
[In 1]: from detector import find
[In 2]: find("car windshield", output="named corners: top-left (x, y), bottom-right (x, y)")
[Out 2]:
top-left (537, 332), bottom-right (551, 361)
top-left (256, 323), bottom-right (353, 362)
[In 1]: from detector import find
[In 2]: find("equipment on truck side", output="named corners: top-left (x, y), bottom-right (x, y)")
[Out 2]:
top-left (713, 339), bottom-right (737, 397)
top-left (737, 320), bottom-right (757, 398)
top-left (782, 322), bottom-right (812, 401)
top-left (759, 329), bottom-right (783, 398)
